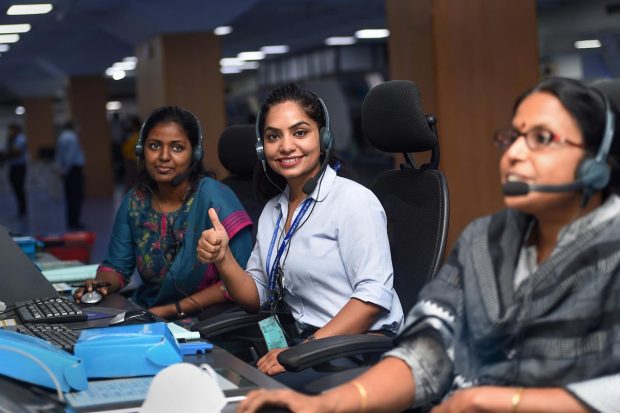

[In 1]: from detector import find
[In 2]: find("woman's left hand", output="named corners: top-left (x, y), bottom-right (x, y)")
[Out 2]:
top-left (148, 304), bottom-right (176, 320)
top-left (256, 348), bottom-right (288, 375)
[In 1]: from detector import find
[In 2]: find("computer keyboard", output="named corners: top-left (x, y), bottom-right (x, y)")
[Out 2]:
top-left (15, 323), bottom-right (80, 352)
top-left (14, 297), bottom-right (87, 324)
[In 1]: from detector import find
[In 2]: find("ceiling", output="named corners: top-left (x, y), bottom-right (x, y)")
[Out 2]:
top-left (0, 0), bottom-right (617, 103)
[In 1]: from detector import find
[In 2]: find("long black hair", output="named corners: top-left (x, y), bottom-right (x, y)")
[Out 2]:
top-left (135, 106), bottom-right (213, 197)
top-left (514, 77), bottom-right (620, 198)
top-left (253, 83), bottom-right (349, 201)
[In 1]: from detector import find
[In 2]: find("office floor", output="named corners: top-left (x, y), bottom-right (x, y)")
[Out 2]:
top-left (0, 161), bottom-right (123, 264)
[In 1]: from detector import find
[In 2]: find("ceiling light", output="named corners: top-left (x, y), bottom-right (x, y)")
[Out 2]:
top-left (214, 26), bottom-right (233, 36)
top-left (113, 61), bottom-right (136, 71)
top-left (0, 34), bottom-right (20, 43)
top-left (240, 61), bottom-right (259, 70)
top-left (0, 24), bottom-right (31, 34)
top-left (220, 66), bottom-right (242, 74)
top-left (0, 45), bottom-right (9, 52)
top-left (15, 106), bottom-right (25, 115)
top-left (237, 51), bottom-right (265, 61)
top-left (106, 101), bottom-right (122, 111)
top-left (7, 4), bottom-right (53, 15)
top-left (123, 56), bottom-right (138, 64)
top-left (574, 39), bottom-right (601, 49)
top-left (112, 71), bottom-right (126, 80)
top-left (261, 45), bottom-right (289, 54)
top-left (355, 29), bottom-right (390, 39)
top-left (219, 57), bottom-right (244, 67)
top-left (325, 36), bottom-right (356, 46)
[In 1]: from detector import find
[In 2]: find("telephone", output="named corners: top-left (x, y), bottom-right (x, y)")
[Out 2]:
top-left (0, 328), bottom-right (87, 392)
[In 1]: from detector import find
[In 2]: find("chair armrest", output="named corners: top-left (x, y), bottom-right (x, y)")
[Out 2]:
top-left (278, 334), bottom-right (394, 372)
top-left (190, 310), bottom-right (269, 338)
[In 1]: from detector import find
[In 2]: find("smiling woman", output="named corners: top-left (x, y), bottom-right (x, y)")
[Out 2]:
top-left (197, 84), bottom-right (403, 389)
top-left (74, 106), bottom-right (253, 322)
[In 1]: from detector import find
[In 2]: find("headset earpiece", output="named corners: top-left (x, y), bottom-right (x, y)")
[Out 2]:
top-left (576, 91), bottom-right (615, 203)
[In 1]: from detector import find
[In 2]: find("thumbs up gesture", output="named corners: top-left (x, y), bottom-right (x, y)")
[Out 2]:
top-left (197, 208), bottom-right (229, 264)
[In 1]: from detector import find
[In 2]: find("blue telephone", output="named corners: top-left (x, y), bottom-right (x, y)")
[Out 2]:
top-left (0, 328), bottom-right (88, 392)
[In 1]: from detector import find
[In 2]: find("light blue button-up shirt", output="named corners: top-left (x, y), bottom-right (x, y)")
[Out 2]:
top-left (245, 166), bottom-right (404, 334)
top-left (55, 128), bottom-right (85, 174)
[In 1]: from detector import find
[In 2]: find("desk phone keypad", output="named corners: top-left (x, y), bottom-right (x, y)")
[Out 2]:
top-left (15, 297), bottom-right (87, 324)
top-left (16, 323), bottom-right (80, 352)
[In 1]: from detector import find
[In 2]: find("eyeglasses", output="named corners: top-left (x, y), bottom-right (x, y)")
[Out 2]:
top-left (493, 127), bottom-right (584, 151)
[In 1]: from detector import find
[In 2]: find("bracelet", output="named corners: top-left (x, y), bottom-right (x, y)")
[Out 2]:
top-left (174, 301), bottom-right (185, 318)
top-left (350, 380), bottom-right (367, 413)
top-left (511, 387), bottom-right (524, 413)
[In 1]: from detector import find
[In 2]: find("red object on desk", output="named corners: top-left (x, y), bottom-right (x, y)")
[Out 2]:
top-left (37, 231), bottom-right (95, 263)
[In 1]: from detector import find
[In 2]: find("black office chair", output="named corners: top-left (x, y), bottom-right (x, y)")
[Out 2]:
top-left (276, 80), bottom-right (450, 392)
top-left (192, 125), bottom-right (265, 322)
top-left (218, 124), bottom-right (265, 242)
top-left (194, 81), bottom-right (450, 392)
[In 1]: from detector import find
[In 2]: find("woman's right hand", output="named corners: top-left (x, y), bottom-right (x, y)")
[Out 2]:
top-left (237, 389), bottom-right (328, 413)
top-left (73, 279), bottom-right (110, 303)
top-left (197, 208), bottom-right (230, 264)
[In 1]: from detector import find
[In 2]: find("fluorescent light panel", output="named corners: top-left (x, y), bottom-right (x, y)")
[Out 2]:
top-left (123, 56), bottom-right (138, 63)
top-left (106, 101), bottom-right (122, 111)
top-left (220, 57), bottom-right (243, 67)
top-left (15, 106), bottom-right (25, 115)
top-left (0, 34), bottom-right (20, 43)
top-left (325, 36), bottom-right (356, 46)
top-left (0, 45), bottom-right (9, 52)
top-left (574, 39), bottom-right (601, 49)
top-left (355, 29), bottom-right (390, 39)
top-left (237, 51), bottom-right (265, 61)
top-left (113, 61), bottom-right (136, 71)
top-left (220, 66), bottom-right (242, 74)
top-left (261, 45), bottom-right (289, 54)
top-left (0, 24), bottom-right (31, 34)
top-left (7, 4), bottom-right (53, 15)
top-left (214, 26), bottom-right (233, 36)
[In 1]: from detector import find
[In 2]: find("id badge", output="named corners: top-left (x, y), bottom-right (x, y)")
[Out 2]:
top-left (258, 315), bottom-right (289, 351)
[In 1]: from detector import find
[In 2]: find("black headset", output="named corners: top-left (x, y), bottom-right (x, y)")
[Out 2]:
top-left (254, 90), bottom-right (334, 173)
top-left (135, 106), bottom-right (204, 166)
top-left (577, 90), bottom-right (616, 201)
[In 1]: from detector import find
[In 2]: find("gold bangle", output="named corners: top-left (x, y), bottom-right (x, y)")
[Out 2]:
top-left (350, 380), bottom-right (367, 413)
top-left (511, 387), bottom-right (524, 413)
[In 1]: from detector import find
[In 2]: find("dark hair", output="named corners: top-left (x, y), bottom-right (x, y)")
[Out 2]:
top-left (253, 83), bottom-right (347, 201)
top-left (514, 77), bottom-right (620, 197)
top-left (136, 106), bottom-right (212, 196)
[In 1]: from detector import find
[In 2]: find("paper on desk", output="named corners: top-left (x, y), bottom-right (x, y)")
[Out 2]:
top-left (166, 322), bottom-right (201, 341)
top-left (41, 264), bottom-right (99, 283)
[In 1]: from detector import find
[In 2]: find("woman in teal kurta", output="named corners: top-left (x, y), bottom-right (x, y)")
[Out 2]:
top-left (75, 106), bottom-right (252, 320)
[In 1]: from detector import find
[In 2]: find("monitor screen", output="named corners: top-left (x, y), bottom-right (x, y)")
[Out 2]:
top-left (0, 226), bottom-right (58, 303)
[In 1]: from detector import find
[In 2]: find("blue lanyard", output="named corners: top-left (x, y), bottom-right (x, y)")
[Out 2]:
top-left (266, 197), bottom-right (314, 296)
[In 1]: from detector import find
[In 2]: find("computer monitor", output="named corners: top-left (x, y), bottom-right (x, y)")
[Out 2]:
top-left (0, 225), bottom-right (58, 303)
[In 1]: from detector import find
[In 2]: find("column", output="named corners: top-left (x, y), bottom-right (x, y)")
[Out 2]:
top-left (66, 75), bottom-right (114, 197)
top-left (23, 97), bottom-right (55, 159)
top-left (136, 32), bottom-right (227, 178)
top-left (386, 0), bottom-right (539, 248)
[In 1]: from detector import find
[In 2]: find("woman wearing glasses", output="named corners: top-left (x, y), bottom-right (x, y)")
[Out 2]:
top-left (238, 77), bottom-right (620, 413)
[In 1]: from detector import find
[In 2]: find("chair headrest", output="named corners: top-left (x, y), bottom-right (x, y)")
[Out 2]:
top-left (591, 78), bottom-right (620, 110)
top-left (362, 80), bottom-right (437, 153)
top-left (218, 124), bottom-right (257, 176)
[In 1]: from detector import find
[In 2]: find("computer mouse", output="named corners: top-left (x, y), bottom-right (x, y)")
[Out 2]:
top-left (109, 309), bottom-right (158, 326)
top-left (81, 290), bottom-right (103, 304)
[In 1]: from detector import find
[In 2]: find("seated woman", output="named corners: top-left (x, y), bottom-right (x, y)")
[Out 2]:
top-left (75, 106), bottom-right (253, 320)
top-left (197, 84), bottom-right (404, 377)
top-left (236, 77), bottom-right (620, 413)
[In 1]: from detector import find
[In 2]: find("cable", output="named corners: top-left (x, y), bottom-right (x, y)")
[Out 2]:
top-left (0, 345), bottom-right (65, 403)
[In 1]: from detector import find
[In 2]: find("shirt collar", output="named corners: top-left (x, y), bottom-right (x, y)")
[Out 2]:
top-left (272, 164), bottom-right (337, 209)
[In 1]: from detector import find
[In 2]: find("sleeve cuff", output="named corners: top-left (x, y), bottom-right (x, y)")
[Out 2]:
top-left (351, 280), bottom-right (393, 311)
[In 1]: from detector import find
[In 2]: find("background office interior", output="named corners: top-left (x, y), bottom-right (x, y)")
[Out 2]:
top-left (0, 0), bottom-right (617, 264)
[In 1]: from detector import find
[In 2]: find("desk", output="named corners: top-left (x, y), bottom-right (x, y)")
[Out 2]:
top-left (1, 294), bottom-right (287, 412)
